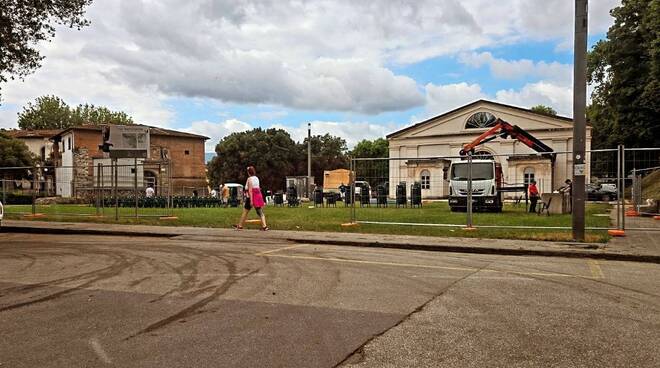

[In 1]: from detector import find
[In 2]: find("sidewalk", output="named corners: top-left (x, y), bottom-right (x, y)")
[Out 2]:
top-left (2, 219), bottom-right (660, 263)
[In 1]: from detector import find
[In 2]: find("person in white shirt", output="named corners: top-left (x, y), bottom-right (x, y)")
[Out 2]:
top-left (233, 166), bottom-right (268, 231)
top-left (145, 186), bottom-right (155, 198)
top-left (210, 188), bottom-right (218, 198)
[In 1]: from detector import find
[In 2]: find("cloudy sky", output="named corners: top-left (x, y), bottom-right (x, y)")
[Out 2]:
top-left (0, 0), bottom-right (620, 152)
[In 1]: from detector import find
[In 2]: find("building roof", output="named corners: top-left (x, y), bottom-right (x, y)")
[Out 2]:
top-left (4, 129), bottom-right (63, 139)
top-left (50, 124), bottom-right (209, 140)
top-left (387, 99), bottom-right (575, 139)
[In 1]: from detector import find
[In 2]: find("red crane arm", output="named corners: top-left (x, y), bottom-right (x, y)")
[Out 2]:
top-left (459, 118), bottom-right (555, 157)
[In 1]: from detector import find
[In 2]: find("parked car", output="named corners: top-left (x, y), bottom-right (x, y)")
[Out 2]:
top-left (586, 183), bottom-right (618, 201)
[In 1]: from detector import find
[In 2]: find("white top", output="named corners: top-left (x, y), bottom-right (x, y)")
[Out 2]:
top-left (210, 189), bottom-right (218, 198)
top-left (145, 187), bottom-right (155, 197)
top-left (246, 176), bottom-right (260, 189)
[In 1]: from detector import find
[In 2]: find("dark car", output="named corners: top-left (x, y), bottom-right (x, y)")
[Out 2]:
top-left (586, 183), bottom-right (618, 202)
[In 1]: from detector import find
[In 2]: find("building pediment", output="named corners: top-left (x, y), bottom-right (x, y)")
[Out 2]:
top-left (388, 100), bottom-right (576, 141)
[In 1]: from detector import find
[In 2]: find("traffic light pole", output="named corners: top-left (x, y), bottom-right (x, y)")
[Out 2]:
top-left (572, 0), bottom-right (588, 241)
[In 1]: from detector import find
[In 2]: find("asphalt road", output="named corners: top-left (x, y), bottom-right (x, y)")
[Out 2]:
top-left (0, 233), bottom-right (658, 368)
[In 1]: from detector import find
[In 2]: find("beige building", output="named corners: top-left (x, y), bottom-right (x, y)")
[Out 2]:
top-left (387, 100), bottom-right (591, 198)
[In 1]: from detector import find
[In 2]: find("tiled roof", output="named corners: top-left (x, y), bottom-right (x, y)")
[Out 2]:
top-left (50, 124), bottom-right (209, 140)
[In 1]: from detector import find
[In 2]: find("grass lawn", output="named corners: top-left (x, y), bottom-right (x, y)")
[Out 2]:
top-left (4, 202), bottom-right (613, 243)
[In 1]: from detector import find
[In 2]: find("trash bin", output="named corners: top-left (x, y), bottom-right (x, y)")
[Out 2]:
top-left (396, 183), bottom-right (407, 208)
top-left (411, 182), bottom-right (422, 208)
top-left (313, 188), bottom-right (324, 207)
top-left (274, 191), bottom-right (284, 206)
top-left (376, 185), bottom-right (387, 207)
top-left (344, 186), bottom-right (353, 206)
top-left (228, 187), bottom-right (240, 207)
top-left (360, 185), bottom-right (370, 207)
top-left (286, 186), bottom-right (299, 207)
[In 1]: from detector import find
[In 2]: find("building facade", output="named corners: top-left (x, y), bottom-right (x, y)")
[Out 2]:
top-left (51, 125), bottom-right (208, 197)
top-left (387, 100), bottom-right (592, 198)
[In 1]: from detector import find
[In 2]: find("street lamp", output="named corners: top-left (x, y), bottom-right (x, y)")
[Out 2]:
top-left (307, 122), bottom-right (312, 198)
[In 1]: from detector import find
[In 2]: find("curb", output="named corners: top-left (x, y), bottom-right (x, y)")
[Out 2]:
top-left (3, 225), bottom-right (659, 264)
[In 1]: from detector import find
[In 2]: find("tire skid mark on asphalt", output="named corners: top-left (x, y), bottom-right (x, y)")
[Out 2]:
top-left (0, 251), bottom-right (139, 312)
top-left (588, 260), bottom-right (605, 279)
top-left (124, 255), bottom-right (267, 340)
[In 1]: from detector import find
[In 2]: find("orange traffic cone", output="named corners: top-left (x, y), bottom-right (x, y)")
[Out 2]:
top-left (608, 229), bottom-right (626, 237)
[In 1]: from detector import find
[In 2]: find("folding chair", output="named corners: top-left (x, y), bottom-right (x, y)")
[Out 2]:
top-left (538, 197), bottom-right (552, 216)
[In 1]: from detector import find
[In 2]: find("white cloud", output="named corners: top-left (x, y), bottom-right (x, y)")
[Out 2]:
top-left (185, 119), bottom-right (253, 152)
top-left (458, 52), bottom-right (572, 84)
top-left (495, 82), bottom-right (573, 116)
top-left (424, 83), bottom-right (487, 117)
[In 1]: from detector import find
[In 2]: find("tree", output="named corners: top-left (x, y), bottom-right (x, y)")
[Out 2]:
top-left (208, 128), bottom-right (299, 191)
top-left (0, 0), bottom-right (94, 102)
top-left (349, 138), bottom-right (389, 158)
top-left (0, 131), bottom-right (34, 168)
top-left (530, 105), bottom-right (557, 117)
top-left (17, 95), bottom-right (134, 129)
top-left (348, 138), bottom-right (389, 187)
top-left (587, 0), bottom-right (660, 148)
top-left (299, 134), bottom-right (349, 185)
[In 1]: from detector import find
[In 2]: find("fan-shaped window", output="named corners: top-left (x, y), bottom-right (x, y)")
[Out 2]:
top-left (420, 170), bottom-right (430, 189)
top-left (473, 150), bottom-right (493, 160)
top-left (465, 112), bottom-right (497, 129)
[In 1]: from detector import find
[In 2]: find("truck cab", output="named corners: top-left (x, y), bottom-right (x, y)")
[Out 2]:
top-left (448, 159), bottom-right (503, 212)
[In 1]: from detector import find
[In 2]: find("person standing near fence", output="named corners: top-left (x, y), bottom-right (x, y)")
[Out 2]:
top-left (528, 180), bottom-right (539, 213)
top-left (234, 166), bottom-right (268, 231)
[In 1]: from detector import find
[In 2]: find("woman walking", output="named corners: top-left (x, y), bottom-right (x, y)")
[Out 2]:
top-left (234, 166), bottom-right (268, 231)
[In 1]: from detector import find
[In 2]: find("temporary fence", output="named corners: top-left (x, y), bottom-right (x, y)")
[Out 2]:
top-left (347, 146), bottom-right (660, 234)
top-left (0, 160), bottom-right (176, 219)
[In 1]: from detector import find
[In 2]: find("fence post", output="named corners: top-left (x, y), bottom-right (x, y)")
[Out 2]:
top-left (134, 158), bottom-right (138, 218)
top-left (96, 163), bottom-right (101, 216)
top-left (621, 145), bottom-right (626, 228)
top-left (114, 159), bottom-right (119, 221)
top-left (466, 153), bottom-right (473, 228)
top-left (616, 145), bottom-right (621, 230)
top-left (168, 160), bottom-right (173, 216)
top-left (32, 166), bottom-right (37, 215)
top-left (100, 163), bottom-right (104, 215)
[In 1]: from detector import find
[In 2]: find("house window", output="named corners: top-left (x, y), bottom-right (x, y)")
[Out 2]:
top-left (184, 150), bottom-right (190, 155)
top-left (40, 147), bottom-right (46, 161)
top-left (524, 167), bottom-right (535, 185)
top-left (465, 112), bottom-right (497, 129)
top-left (67, 137), bottom-right (72, 151)
top-left (420, 170), bottom-right (431, 189)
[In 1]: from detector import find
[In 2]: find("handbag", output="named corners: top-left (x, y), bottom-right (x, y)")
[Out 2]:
top-left (251, 187), bottom-right (265, 208)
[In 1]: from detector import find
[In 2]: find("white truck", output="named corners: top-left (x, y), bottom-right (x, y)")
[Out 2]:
top-left (448, 160), bottom-right (503, 212)
top-left (0, 200), bottom-right (4, 227)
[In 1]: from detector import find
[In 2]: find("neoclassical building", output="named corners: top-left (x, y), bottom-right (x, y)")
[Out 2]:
top-left (387, 100), bottom-right (591, 198)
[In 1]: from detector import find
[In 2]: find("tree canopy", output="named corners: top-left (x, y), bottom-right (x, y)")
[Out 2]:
top-left (17, 95), bottom-right (134, 130)
top-left (0, 131), bottom-right (34, 168)
top-left (0, 0), bottom-right (93, 102)
top-left (207, 129), bottom-right (351, 191)
top-left (530, 105), bottom-right (557, 117)
top-left (349, 138), bottom-right (388, 158)
top-left (207, 128), bottom-right (299, 191)
top-left (587, 0), bottom-right (660, 148)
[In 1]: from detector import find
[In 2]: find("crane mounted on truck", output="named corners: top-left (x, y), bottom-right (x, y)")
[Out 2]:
top-left (448, 118), bottom-right (555, 212)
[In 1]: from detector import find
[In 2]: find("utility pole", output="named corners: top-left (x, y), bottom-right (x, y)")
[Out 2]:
top-left (307, 122), bottom-right (312, 198)
top-left (572, 0), bottom-right (588, 241)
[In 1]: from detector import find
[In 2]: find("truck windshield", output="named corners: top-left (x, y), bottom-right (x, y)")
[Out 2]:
top-left (451, 163), bottom-right (494, 180)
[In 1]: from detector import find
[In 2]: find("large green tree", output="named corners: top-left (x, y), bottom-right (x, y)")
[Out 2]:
top-left (299, 134), bottom-right (349, 186)
top-left (348, 138), bottom-right (389, 187)
top-left (208, 128), bottom-right (299, 191)
top-left (17, 95), bottom-right (134, 129)
top-left (530, 105), bottom-right (557, 117)
top-left (587, 0), bottom-right (660, 148)
top-left (0, 131), bottom-right (34, 168)
top-left (0, 0), bottom-right (93, 102)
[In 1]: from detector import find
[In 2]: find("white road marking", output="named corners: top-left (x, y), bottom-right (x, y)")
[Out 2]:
top-left (254, 244), bottom-right (308, 256)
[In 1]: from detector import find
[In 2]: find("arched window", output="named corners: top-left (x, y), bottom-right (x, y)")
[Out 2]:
top-left (465, 112), bottom-right (497, 129)
top-left (473, 150), bottom-right (493, 160)
top-left (524, 167), bottom-right (535, 185)
top-left (420, 170), bottom-right (431, 189)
